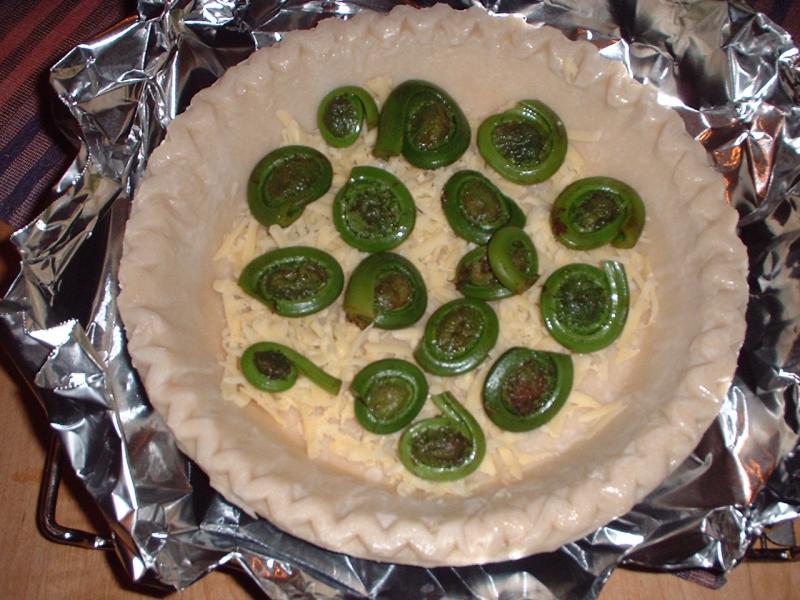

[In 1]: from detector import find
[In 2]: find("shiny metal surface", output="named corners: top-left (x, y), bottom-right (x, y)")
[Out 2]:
top-left (0, 1), bottom-right (798, 598)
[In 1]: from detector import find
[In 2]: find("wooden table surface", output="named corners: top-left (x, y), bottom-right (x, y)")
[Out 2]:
top-left (1, 223), bottom-right (798, 598)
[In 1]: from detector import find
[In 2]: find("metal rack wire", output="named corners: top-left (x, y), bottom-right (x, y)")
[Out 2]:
top-left (36, 435), bottom-right (114, 551)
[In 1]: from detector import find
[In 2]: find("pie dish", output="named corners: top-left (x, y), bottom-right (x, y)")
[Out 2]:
top-left (117, 4), bottom-right (749, 566)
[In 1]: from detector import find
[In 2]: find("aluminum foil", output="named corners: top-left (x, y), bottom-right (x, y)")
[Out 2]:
top-left (1, 0), bottom-right (799, 598)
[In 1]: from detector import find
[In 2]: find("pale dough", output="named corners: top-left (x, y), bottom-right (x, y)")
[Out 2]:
top-left (118, 5), bottom-right (748, 566)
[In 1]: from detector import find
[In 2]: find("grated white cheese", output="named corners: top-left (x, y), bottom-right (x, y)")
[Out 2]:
top-left (213, 103), bottom-right (657, 497)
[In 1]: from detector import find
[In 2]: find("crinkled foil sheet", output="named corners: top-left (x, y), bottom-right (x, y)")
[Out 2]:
top-left (1, 0), bottom-right (799, 598)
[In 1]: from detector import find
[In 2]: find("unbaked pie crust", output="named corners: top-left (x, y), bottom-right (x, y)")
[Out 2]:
top-left (118, 4), bottom-right (748, 566)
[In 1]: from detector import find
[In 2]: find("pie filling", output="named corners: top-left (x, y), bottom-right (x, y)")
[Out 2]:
top-left (212, 84), bottom-right (658, 497)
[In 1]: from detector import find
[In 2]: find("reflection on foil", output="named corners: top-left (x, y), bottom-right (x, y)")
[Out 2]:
top-left (0, 1), bottom-right (799, 598)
